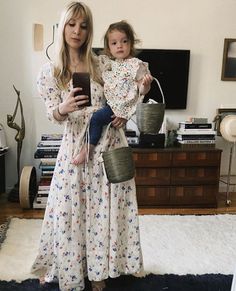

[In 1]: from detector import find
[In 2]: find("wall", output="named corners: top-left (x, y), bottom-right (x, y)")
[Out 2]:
top-left (0, 0), bottom-right (236, 191)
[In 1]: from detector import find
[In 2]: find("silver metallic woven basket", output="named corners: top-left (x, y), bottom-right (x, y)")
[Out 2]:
top-left (102, 146), bottom-right (134, 183)
top-left (102, 124), bottom-right (135, 184)
top-left (136, 78), bottom-right (165, 135)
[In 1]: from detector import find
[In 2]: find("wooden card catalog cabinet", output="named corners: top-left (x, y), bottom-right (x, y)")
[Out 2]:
top-left (133, 148), bottom-right (222, 208)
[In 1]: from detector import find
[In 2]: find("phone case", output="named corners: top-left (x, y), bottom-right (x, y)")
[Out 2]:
top-left (72, 72), bottom-right (91, 106)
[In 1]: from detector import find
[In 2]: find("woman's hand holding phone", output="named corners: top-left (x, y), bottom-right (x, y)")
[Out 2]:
top-left (72, 72), bottom-right (91, 106)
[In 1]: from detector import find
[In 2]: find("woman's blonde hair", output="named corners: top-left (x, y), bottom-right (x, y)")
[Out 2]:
top-left (54, 1), bottom-right (100, 88)
top-left (103, 20), bottom-right (140, 58)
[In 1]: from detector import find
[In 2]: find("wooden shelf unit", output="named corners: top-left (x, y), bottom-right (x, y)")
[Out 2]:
top-left (133, 148), bottom-right (222, 208)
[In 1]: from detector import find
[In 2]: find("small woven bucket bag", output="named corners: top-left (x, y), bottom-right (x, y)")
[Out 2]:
top-left (136, 77), bottom-right (165, 134)
top-left (101, 123), bottom-right (135, 184)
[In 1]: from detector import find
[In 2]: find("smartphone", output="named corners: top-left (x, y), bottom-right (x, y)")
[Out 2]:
top-left (72, 72), bottom-right (91, 106)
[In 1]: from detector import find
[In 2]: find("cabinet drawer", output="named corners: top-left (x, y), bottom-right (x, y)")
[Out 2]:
top-left (133, 152), bottom-right (172, 167)
top-left (135, 168), bottom-right (170, 185)
top-left (172, 151), bottom-right (221, 167)
top-left (136, 186), bottom-right (170, 206)
top-left (170, 185), bottom-right (217, 207)
top-left (171, 167), bottom-right (220, 185)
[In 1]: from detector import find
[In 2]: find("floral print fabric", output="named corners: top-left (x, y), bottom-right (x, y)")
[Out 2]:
top-left (99, 55), bottom-right (149, 120)
top-left (31, 61), bottom-right (143, 291)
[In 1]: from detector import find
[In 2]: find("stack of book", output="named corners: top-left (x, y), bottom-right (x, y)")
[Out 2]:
top-left (34, 133), bottom-right (62, 159)
top-left (33, 134), bottom-right (62, 209)
top-left (177, 120), bottom-right (216, 148)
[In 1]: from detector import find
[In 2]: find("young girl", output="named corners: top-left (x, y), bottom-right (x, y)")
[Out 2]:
top-left (72, 20), bottom-right (152, 165)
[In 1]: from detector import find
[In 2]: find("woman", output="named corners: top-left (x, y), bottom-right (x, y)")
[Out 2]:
top-left (31, 2), bottom-right (151, 290)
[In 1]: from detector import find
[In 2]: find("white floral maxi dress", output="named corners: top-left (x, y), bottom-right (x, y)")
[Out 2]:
top-left (31, 62), bottom-right (143, 291)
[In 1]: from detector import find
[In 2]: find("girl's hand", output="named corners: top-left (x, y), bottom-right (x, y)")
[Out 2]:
top-left (111, 115), bottom-right (127, 128)
top-left (59, 87), bottom-right (89, 114)
top-left (139, 74), bottom-right (153, 95)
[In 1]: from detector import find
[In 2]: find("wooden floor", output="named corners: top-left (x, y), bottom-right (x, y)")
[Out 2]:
top-left (0, 192), bottom-right (236, 225)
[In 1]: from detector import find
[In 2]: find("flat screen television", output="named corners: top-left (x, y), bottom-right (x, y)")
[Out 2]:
top-left (136, 49), bottom-right (190, 109)
top-left (93, 48), bottom-right (190, 109)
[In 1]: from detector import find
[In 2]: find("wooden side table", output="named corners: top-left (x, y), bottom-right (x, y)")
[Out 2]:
top-left (0, 151), bottom-right (7, 194)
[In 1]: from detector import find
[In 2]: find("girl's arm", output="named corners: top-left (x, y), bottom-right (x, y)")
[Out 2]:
top-left (138, 73), bottom-right (153, 96)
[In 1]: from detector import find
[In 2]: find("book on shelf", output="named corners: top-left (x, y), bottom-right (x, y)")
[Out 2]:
top-left (40, 158), bottom-right (57, 165)
top-left (36, 148), bottom-right (59, 153)
top-left (41, 170), bottom-right (54, 175)
top-left (39, 178), bottom-right (52, 185)
top-left (37, 191), bottom-right (49, 196)
top-left (177, 129), bottom-right (216, 135)
top-left (40, 165), bottom-right (55, 170)
top-left (41, 133), bottom-right (63, 141)
top-left (177, 134), bottom-right (215, 140)
top-left (38, 189), bottom-right (50, 194)
top-left (33, 197), bottom-right (47, 208)
top-left (177, 130), bottom-right (216, 136)
top-left (38, 178), bottom-right (51, 185)
top-left (38, 140), bottom-right (61, 146)
top-left (37, 146), bottom-right (60, 150)
top-left (36, 197), bottom-right (48, 202)
top-left (177, 139), bottom-right (216, 144)
top-left (36, 196), bottom-right (48, 203)
top-left (40, 176), bottom-right (53, 180)
top-left (179, 122), bottom-right (213, 130)
top-left (34, 151), bottom-right (58, 159)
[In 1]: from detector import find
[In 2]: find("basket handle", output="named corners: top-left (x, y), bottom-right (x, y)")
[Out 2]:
top-left (152, 77), bottom-right (165, 104)
top-left (101, 122), bottom-right (128, 152)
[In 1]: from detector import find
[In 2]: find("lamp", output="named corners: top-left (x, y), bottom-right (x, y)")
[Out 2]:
top-left (220, 115), bottom-right (236, 205)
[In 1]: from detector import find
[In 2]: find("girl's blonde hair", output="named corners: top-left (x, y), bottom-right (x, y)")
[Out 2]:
top-left (103, 20), bottom-right (140, 58)
top-left (54, 1), bottom-right (101, 88)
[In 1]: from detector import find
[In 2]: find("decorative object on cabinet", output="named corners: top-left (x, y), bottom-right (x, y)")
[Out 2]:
top-left (213, 108), bottom-right (236, 135)
top-left (219, 115), bottom-right (236, 205)
top-left (133, 148), bottom-right (222, 208)
top-left (176, 119), bottom-right (216, 148)
top-left (6, 85), bottom-right (25, 202)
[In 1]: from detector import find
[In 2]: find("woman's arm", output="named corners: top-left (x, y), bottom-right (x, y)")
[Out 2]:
top-left (37, 63), bottom-right (89, 123)
top-left (53, 88), bottom-right (89, 121)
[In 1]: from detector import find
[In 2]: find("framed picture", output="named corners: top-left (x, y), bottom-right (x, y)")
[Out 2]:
top-left (221, 38), bottom-right (236, 81)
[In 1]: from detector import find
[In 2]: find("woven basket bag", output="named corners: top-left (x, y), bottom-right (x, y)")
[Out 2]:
top-left (101, 123), bottom-right (135, 184)
top-left (136, 77), bottom-right (165, 135)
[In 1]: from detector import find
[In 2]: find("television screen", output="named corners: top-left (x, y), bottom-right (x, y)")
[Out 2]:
top-left (136, 49), bottom-right (190, 109)
top-left (93, 48), bottom-right (190, 110)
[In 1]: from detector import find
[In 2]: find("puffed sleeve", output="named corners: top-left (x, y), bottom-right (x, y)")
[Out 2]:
top-left (37, 62), bottom-right (67, 124)
top-left (97, 54), bottom-right (112, 73)
top-left (135, 60), bottom-right (150, 81)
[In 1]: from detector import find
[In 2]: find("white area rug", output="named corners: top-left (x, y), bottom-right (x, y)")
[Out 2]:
top-left (0, 215), bottom-right (236, 282)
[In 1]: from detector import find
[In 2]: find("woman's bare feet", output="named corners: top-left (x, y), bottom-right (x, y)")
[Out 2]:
top-left (91, 280), bottom-right (105, 291)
